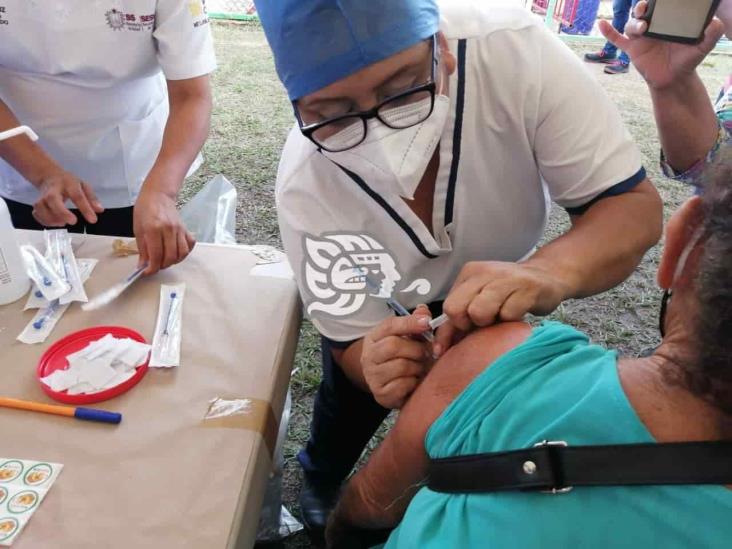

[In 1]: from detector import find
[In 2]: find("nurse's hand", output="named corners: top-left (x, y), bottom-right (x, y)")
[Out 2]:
top-left (33, 170), bottom-right (104, 227)
top-left (133, 188), bottom-right (195, 275)
top-left (361, 306), bottom-right (433, 409)
top-left (599, 1), bottom-right (724, 90)
top-left (442, 261), bottom-right (569, 332)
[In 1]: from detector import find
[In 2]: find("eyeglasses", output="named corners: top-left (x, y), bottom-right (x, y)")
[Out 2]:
top-left (294, 35), bottom-right (439, 153)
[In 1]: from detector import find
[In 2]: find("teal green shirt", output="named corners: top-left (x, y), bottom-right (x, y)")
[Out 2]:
top-left (384, 322), bottom-right (732, 548)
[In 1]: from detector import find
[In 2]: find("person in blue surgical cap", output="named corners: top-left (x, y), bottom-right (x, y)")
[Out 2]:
top-left (257, 0), bottom-right (663, 538)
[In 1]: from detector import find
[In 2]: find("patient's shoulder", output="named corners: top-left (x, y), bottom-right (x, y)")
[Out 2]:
top-left (400, 322), bottom-right (532, 429)
top-left (429, 322), bottom-right (532, 393)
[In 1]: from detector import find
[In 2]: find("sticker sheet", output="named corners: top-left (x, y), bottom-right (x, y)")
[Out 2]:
top-left (0, 458), bottom-right (63, 546)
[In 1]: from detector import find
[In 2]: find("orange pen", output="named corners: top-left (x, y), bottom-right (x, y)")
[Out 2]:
top-left (0, 397), bottom-right (121, 424)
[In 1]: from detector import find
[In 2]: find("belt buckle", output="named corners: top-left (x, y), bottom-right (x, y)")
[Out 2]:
top-left (533, 440), bottom-right (573, 495)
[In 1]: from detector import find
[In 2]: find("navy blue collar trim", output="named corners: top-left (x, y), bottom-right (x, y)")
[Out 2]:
top-left (334, 163), bottom-right (438, 259)
top-left (445, 39), bottom-right (467, 226)
top-left (325, 40), bottom-right (467, 260)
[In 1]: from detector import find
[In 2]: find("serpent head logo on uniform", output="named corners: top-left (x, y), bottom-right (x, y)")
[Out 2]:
top-left (303, 233), bottom-right (430, 318)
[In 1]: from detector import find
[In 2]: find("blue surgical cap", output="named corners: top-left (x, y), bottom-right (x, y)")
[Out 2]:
top-left (256, 0), bottom-right (440, 100)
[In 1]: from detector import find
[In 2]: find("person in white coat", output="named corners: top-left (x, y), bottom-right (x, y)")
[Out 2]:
top-left (0, 0), bottom-right (216, 274)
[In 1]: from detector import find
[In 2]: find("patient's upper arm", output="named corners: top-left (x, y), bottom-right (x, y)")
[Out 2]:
top-left (349, 322), bottom-right (532, 526)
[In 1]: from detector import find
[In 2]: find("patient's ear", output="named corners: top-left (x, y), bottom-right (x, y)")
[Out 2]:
top-left (658, 197), bottom-right (704, 290)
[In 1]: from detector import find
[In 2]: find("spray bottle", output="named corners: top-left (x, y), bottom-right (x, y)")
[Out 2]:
top-left (0, 126), bottom-right (38, 305)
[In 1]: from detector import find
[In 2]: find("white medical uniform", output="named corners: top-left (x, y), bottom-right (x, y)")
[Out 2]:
top-left (0, 0), bottom-right (216, 208)
top-left (276, 2), bottom-right (646, 344)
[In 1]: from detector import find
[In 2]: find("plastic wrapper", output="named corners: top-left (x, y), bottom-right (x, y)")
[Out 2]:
top-left (17, 300), bottom-right (71, 344)
top-left (180, 174), bottom-right (237, 245)
top-left (25, 259), bottom-right (98, 310)
top-left (112, 239), bottom-right (139, 257)
top-left (241, 245), bottom-right (286, 265)
top-left (82, 265), bottom-right (145, 311)
top-left (150, 284), bottom-right (185, 368)
top-left (256, 389), bottom-right (304, 542)
top-left (17, 260), bottom-right (98, 344)
top-left (44, 229), bottom-right (88, 304)
top-left (20, 245), bottom-right (69, 302)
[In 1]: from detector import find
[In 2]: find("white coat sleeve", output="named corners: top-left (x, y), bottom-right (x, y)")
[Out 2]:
top-left (531, 24), bottom-right (646, 213)
top-left (154, 0), bottom-right (217, 80)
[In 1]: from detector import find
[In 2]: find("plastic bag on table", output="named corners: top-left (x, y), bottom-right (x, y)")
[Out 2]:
top-left (256, 389), bottom-right (304, 542)
top-left (180, 174), bottom-right (237, 245)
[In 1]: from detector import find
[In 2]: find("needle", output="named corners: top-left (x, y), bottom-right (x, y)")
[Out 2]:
top-left (359, 269), bottom-right (435, 343)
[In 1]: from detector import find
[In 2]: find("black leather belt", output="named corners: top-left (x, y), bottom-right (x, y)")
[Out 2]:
top-left (427, 440), bottom-right (732, 494)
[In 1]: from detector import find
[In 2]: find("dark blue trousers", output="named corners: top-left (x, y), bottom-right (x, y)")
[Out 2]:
top-left (602, 0), bottom-right (641, 64)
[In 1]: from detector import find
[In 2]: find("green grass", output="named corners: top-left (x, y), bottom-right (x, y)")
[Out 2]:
top-left (189, 22), bottom-right (732, 548)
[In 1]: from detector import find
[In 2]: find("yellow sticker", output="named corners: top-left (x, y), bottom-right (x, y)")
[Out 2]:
top-left (0, 461), bottom-right (23, 483)
top-left (8, 490), bottom-right (38, 514)
top-left (24, 463), bottom-right (52, 487)
top-left (0, 518), bottom-right (18, 541)
top-left (188, 1), bottom-right (203, 17)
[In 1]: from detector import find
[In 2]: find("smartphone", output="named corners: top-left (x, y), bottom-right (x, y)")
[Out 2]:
top-left (643, 0), bottom-right (722, 44)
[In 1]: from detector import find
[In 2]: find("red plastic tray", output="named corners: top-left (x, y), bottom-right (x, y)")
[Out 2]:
top-left (37, 326), bottom-right (149, 405)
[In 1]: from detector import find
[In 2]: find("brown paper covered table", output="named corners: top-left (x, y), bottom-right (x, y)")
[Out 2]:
top-left (0, 231), bottom-right (302, 549)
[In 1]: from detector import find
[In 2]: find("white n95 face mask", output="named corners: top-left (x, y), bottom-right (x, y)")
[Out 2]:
top-left (323, 94), bottom-right (451, 200)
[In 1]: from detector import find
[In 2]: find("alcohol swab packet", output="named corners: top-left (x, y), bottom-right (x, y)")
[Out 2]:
top-left (20, 244), bottom-right (70, 302)
top-left (24, 259), bottom-right (97, 310)
top-left (150, 284), bottom-right (185, 368)
top-left (45, 230), bottom-right (88, 305)
top-left (17, 260), bottom-right (99, 345)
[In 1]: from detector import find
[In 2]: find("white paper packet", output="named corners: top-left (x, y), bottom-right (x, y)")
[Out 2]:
top-left (24, 259), bottom-right (97, 310)
top-left (40, 336), bottom-right (151, 395)
top-left (150, 284), bottom-right (185, 368)
top-left (17, 260), bottom-right (98, 344)
top-left (16, 301), bottom-right (71, 345)
top-left (20, 245), bottom-right (69, 302)
top-left (82, 264), bottom-right (146, 311)
top-left (45, 230), bottom-right (87, 305)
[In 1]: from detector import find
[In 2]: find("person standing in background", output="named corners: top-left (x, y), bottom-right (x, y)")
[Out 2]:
top-left (601, 0), bottom-right (732, 185)
top-left (585, 0), bottom-right (640, 74)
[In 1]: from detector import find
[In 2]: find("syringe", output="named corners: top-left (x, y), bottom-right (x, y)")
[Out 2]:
top-left (360, 270), bottom-right (435, 343)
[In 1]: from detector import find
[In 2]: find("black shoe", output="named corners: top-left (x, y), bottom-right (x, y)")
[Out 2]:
top-left (584, 50), bottom-right (616, 64)
top-left (299, 476), bottom-right (341, 544)
top-left (604, 61), bottom-right (630, 74)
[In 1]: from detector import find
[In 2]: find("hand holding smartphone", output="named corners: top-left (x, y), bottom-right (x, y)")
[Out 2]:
top-left (643, 0), bottom-right (722, 43)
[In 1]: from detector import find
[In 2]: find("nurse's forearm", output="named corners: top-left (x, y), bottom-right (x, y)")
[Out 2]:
top-left (0, 100), bottom-right (61, 187)
top-left (528, 180), bottom-right (662, 300)
top-left (651, 73), bottom-right (719, 173)
top-left (143, 75), bottom-right (212, 197)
